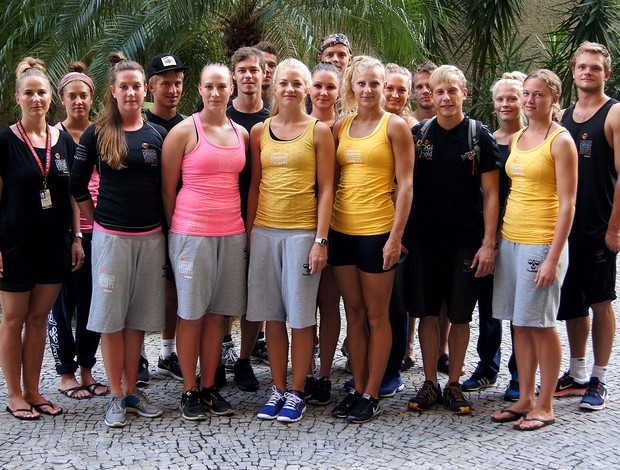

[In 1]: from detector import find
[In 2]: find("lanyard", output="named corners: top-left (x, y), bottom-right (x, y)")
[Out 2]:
top-left (16, 119), bottom-right (51, 188)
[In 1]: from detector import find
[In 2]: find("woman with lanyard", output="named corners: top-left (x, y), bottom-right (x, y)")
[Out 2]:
top-left (161, 62), bottom-right (248, 420)
top-left (48, 62), bottom-right (109, 400)
top-left (71, 52), bottom-right (167, 428)
top-left (304, 61), bottom-right (341, 406)
top-left (329, 56), bottom-right (414, 423)
top-left (491, 69), bottom-right (577, 431)
top-left (247, 58), bottom-right (334, 423)
top-left (0, 57), bottom-right (83, 420)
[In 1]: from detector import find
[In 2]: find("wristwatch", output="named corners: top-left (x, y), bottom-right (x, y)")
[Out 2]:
top-left (74, 232), bottom-right (84, 240)
top-left (315, 237), bottom-right (328, 247)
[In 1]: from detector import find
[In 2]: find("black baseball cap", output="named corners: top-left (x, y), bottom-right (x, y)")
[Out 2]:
top-left (147, 54), bottom-right (188, 79)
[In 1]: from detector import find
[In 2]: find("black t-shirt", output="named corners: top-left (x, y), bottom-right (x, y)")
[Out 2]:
top-left (144, 109), bottom-right (184, 133)
top-left (405, 117), bottom-right (499, 245)
top-left (226, 100), bottom-right (270, 222)
top-left (71, 122), bottom-right (167, 233)
top-left (497, 143), bottom-right (511, 212)
top-left (562, 99), bottom-right (618, 246)
top-left (0, 127), bottom-right (75, 250)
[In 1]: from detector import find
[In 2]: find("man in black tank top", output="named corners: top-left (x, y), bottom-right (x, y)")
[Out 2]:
top-left (556, 42), bottom-right (620, 411)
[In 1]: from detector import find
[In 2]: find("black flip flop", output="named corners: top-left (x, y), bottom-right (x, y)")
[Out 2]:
top-left (32, 401), bottom-right (63, 416)
top-left (513, 417), bottom-right (555, 431)
top-left (84, 382), bottom-right (110, 397)
top-left (5, 405), bottom-right (40, 421)
top-left (58, 386), bottom-right (91, 400)
top-left (491, 408), bottom-right (524, 423)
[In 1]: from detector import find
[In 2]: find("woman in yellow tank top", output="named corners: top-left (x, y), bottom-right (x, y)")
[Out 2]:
top-left (246, 59), bottom-right (335, 423)
top-left (329, 56), bottom-right (414, 423)
top-left (491, 70), bottom-right (578, 430)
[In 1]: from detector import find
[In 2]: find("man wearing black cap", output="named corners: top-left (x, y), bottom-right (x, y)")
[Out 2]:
top-left (317, 33), bottom-right (352, 75)
top-left (145, 53), bottom-right (187, 132)
top-left (135, 53), bottom-right (188, 388)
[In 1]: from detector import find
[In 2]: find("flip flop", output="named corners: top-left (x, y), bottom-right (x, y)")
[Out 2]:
top-left (5, 405), bottom-right (40, 421)
top-left (513, 417), bottom-right (555, 431)
top-left (84, 382), bottom-right (110, 397)
top-left (32, 401), bottom-right (63, 416)
top-left (491, 408), bottom-right (524, 423)
top-left (58, 386), bottom-right (91, 400)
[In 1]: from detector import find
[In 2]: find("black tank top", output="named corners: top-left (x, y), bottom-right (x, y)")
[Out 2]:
top-left (561, 98), bottom-right (618, 245)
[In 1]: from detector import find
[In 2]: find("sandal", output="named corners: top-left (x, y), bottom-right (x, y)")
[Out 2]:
top-left (5, 405), bottom-right (40, 421)
top-left (32, 401), bottom-right (63, 416)
top-left (58, 386), bottom-right (91, 400)
top-left (491, 408), bottom-right (524, 423)
top-left (84, 382), bottom-right (110, 397)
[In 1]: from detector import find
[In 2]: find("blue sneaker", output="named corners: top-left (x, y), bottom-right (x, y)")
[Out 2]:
top-left (554, 370), bottom-right (588, 397)
top-left (379, 372), bottom-right (405, 398)
top-left (125, 389), bottom-right (163, 418)
top-left (462, 373), bottom-right (497, 392)
top-left (257, 386), bottom-right (285, 420)
top-left (504, 380), bottom-right (520, 401)
top-left (104, 394), bottom-right (127, 428)
top-left (579, 377), bottom-right (608, 411)
top-left (343, 378), bottom-right (355, 391)
top-left (277, 391), bottom-right (306, 422)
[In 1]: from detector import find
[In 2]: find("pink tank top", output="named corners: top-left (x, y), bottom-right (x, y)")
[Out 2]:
top-left (170, 113), bottom-right (246, 236)
top-left (56, 122), bottom-right (99, 233)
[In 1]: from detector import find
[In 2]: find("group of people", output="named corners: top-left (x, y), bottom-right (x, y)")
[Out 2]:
top-left (0, 33), bottom-right (617, 432)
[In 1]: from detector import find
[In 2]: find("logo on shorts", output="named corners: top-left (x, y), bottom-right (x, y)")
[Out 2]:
top-left (526, 259), bottom-right (541, 273)
top-left (302, 263), bottom-right (311, 276)
top-left (462, 259), bottom-right (475, 273)
top-left (98, 267), bottom-right (115, 292)
top-left (594, 249), bottom-right (606, 263)
top-left (178, 253), bottom-right (193, 278)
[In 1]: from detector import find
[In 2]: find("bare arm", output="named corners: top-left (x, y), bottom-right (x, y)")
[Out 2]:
top-left (308, 122), bottom-right (335, 274)
top-left (384, 115), bottom-right (414, 271)
top-left (246, 123), bottom-right (264, 239)
top-left (69, 196), bottom-right (84, 272)
top-left (0, 175), bottom-right (3, 277)
top-left (604, 104), bottom-right (620, 252)
top-left (472, 170), bottom-right (499, 277)
top-left (161, 119), bottom-right (193, 228)
top-left (536, 132), bottom-right (578, 288)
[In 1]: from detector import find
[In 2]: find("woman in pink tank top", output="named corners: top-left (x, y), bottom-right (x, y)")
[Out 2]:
top-left (162, 63), bottom-right (249, 420)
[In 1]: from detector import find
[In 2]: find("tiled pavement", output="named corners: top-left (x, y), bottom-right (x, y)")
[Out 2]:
top-left (1, 299), bottom-right (619, 469)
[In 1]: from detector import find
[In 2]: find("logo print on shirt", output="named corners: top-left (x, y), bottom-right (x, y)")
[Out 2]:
top-left (579, 138), bottom-right (592, 158)
top-left (510, 163), bottom-right (525, 176)
top-left (526, 259), bottom-right (540, 273)
top-left (142, 143), bottom-right (159, 165)
top-left (271, 153), bottom-right (288, 167)
top-left (344, 150), bottom-right (362, 164)
top-left (55, 155), bottom-right (68, 173)
top-left (420, 143), bottom-right (433, 160)
top-left (98, 266), bottom-right (115, 292)
top-left (219, 154), bottom-right (238, 171)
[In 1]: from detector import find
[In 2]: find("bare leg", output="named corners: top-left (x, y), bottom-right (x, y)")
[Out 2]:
top-left (447, 322), bottom-right (470, 384)
top-left (565, 316), bottom-right (590, 359)
top-left (266, 321), bottom-right (289, 391)
top-left (591, 300), bottom-right (615, 367)
top-left (177, 317), bottom-right (202, 391)
top-left (291, 326), bottom-right (315, 392)
top-left (101, 331), bottom-right (125, 397)
top-left (438, 303), bottom-right (450, 359)
top-left (239, 315), bottom-right (261, 360)
top-left (199, 313), bottom-right (225, 389)
top-left (418, 316), bottom-right (439, 383)
top-left (161, 279), bottom-right (178, 341)
top-left (317, 266), bottom-right (341, 378)
top-left (406, 317), bottom-right (416, 360)
top-left (122, 328), bottom-right (145, 397)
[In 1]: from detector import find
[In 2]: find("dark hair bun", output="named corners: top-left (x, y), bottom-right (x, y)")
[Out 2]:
top-left (67, 61), bottom-right (87, 74)
top-left (107, 51), bottom-right (128, 66)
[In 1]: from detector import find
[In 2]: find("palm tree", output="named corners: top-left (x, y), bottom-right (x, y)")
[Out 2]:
top-left (0, 0), bottom-right (433, 121)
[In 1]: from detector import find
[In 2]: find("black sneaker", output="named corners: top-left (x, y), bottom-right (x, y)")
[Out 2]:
top-left (233, 360), bottom-right (259, 392)
top-left (200, 387), bottom-right (234, 416)
top-left (157, 352), bottom-right (183, 380)
top-left (251, 339), bottom-right (269, 364)
top-left (304, 376), bottom-right (316, 398)
top-left (136, 356), bottom-right (150, 387)
top-left (408, 380), bottom-right (442, 411)
top-left (347, 393), bottom-right (381, 424)
top-left (309, 377), bottom-right (332, 405)
top-left (331, 390), bottom-right (361, 418)
top-left (401, 355), bottom-right (415, 372)
top-left (180, 389), bottom-right (207, 421)
top-left (444, 382), bottom-right (472, 415)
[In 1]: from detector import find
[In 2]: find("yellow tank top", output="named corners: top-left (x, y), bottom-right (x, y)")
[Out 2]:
top-left (331, 112), bottom-right (395, 235)
top-left (254, 118), bottom-right (318, 229)
top-left (501, 127), bottom-right (566, 244)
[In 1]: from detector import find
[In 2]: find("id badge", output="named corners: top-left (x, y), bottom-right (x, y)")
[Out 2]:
top-left (40, 189), bottom-right (52, 209)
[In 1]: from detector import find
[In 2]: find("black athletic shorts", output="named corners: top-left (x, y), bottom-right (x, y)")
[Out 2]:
top-left (328, 229), bottom-right (395, 274)
top-left (407, 237), bottom-right (480, 324)
top-left (0, 240), bottom-right (70, 292)
top-left (557, 239), bottom-right (617, 320)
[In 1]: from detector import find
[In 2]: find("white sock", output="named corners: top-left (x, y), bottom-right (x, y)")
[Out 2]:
top-left (569, 357), bottom-right (588, 383)
top-left (161, 339), bottom-right (176, 359)
top-left (140, 343), bottom-right (147, 360)
top-left (591, 364), bottom-right (608, 384)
